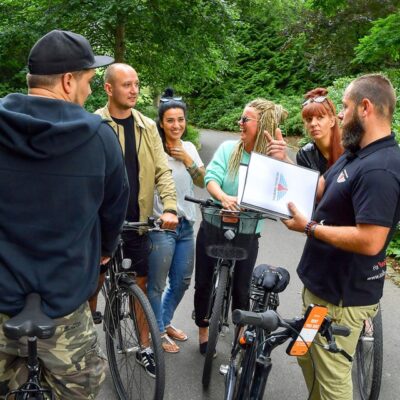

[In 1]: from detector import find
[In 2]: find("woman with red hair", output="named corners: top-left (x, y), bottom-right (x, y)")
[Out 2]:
top-left (297, 88), bottom-right (343, 173)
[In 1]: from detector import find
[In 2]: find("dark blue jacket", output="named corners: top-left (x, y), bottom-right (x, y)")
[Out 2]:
top-left (0, 94), bottom-right (129, 318)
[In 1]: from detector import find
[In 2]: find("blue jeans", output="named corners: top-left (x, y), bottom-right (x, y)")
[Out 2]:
top-left (147, 218), bottom-right (195, 333)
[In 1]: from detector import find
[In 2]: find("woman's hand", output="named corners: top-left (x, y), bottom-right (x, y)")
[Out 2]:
top-left (167, 144), bottom-right (191, 166)
top-left (265, 128), bottom-right (291, 162)
top-left (220, 193), bottom-right (239, 211)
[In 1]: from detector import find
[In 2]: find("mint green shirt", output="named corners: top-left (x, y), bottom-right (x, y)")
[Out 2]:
top-left (205, 140), bottom-right (250, 197)
top-left (205, 140), bottom-right (264, 233)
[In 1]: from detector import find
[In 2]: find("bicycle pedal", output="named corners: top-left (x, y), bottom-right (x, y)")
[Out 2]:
top-left (219, 364), bottom-right (229, 376)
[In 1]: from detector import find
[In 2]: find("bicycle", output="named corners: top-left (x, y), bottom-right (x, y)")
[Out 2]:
top-left (221, 263), bottom-right (290, 399)
top-left (225, 266), bottom-right (352, 400)
top-left (353, 305), bottom-right (383, 400)
top-left (3, 292), bottom-right (56, 399)
top-left (185, 195), bottom-right (271, 388)
top-left (101, 218), bottom-right (166, 400)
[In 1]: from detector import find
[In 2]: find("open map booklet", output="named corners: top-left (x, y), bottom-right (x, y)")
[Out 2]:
top-left (238, 152), bottom-right (319, 221)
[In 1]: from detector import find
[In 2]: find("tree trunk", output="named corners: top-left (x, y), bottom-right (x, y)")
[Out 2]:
top-left (114, 23), bottom-right (125, 62)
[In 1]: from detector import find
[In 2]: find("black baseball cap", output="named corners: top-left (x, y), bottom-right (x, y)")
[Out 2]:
top-left (28, 30), bottom-right (114, 75)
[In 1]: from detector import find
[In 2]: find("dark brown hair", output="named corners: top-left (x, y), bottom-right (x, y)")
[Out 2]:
top-left (349, 74), bottom-right (396, 121)
top-left (301, 88), bottom-right (343, 168)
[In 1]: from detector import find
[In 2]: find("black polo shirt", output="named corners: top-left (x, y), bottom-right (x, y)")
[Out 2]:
top-left (297, 134), bottom-right (400, 306)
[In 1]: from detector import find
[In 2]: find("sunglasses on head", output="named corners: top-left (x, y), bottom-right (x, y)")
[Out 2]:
top-left (238, 115), bottom-right (258, 124)
top-left (302, 95), bottom-right (336, 115)
top-left (160, 96), bottom-right (183, 103)
top-left (302, 96), bottom-right (327, 108)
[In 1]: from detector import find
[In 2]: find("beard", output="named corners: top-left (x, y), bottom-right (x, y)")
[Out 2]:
top-left (342, 110), bottom-right (365, 153)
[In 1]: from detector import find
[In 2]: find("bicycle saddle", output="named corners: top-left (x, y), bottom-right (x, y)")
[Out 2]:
top-left (3, 293), bottom-right (56, 340)
top-left (252, 264), bottom-right (290, 293)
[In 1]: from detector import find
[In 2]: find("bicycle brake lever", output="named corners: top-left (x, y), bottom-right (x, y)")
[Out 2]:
top-left (323, 343), bottom-right (353, 362)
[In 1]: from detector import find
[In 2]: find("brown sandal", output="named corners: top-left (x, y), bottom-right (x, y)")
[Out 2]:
top-left (161, 333), bottom-right (180, 353)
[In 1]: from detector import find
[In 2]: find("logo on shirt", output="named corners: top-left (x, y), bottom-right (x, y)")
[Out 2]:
top-left (273, 172), bottom-right (288, 201)
top-left (337, 169), bottom-right (349, 183)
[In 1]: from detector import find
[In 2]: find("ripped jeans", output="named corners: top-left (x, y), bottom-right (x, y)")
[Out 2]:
top-left (147, 218), bottom-right (195, 333)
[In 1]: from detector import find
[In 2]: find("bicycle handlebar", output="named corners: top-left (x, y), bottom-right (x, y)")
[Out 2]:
top-left (184, 195), bottom-right (221, 208)
top-left (122, 217), bottom-right (175, 233)
top-left (232, 309), bottom-right (350, 337)
top-left (232, 309), bottom-right (280, 331)
top-left (232, 308), bottom-right (352, 361)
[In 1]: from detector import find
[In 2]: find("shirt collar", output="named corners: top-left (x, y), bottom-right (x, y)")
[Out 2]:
top-left (348, 133), bottom-right (397, 159)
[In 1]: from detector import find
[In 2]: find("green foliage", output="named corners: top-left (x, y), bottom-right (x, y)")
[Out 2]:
top-left (387, 225), bottom-right (400, 259)
top-left (184, 125), bottom-right (201, 150)
top-left (354, 11), bottom-right (400, 67)
top-left (0, 0), bottom-right (240, 97)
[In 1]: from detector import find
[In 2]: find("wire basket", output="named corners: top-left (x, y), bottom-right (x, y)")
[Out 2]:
top-left (201, 206), bottom-right (261, 260)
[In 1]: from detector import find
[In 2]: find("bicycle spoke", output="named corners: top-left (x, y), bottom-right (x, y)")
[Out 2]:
top-left (104, 284), bottom-right (165, 400)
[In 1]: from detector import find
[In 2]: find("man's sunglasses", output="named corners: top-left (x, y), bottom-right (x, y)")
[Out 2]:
top-left (238, 115), bottom-right (258, 124)
top-left (160, 97), bottom-right (183, 103)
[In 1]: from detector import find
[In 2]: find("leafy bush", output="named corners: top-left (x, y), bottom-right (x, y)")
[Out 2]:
top-left (387, 225), bottom-right (400, 260)
top-left (183, 125), bottom-right (201, 149)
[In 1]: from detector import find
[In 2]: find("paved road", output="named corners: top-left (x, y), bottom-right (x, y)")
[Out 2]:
top-left (97, 129), bottom-right (400, 400)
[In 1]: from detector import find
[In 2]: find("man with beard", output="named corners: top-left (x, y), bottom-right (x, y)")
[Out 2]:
top-left (281, 74), bottom-right (400, 400)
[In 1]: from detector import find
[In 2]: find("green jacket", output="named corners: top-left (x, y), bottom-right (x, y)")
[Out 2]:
top-left (95, 105), bottom-right (177, 222)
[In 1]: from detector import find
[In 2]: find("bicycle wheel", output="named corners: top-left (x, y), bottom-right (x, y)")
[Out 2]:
top-left (202, 264), bottom-right (229, 388)
top-left (104, 282), bottom-right (165, 400)
top-left (232, 335), bottom-right (258, 399)
top-left (355, 306), bottom-right (383, 400)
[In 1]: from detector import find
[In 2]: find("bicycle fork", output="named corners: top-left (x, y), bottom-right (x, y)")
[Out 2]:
top-left (249, 355), bottom-right (272, 400)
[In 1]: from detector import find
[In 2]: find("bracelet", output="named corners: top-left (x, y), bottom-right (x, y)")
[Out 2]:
top-left (310, 222), bottom-right (318, 238)
top-left (186, 161), bottom-right (197, 171)
top-left (163, 209), bottom-right (177, 216)
top-left (304, 220), bottom-right (318, 238)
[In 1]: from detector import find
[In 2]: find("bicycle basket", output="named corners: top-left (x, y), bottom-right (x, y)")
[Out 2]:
top-left (201, 206), bottom-right (261, 260)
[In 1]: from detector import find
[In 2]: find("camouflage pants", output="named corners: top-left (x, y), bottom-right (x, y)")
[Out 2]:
top-left (0, 302), bottom-right (106, 399)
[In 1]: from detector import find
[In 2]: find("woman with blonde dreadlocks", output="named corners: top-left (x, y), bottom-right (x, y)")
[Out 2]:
top-left (194, 98), bottom-right (288, 354)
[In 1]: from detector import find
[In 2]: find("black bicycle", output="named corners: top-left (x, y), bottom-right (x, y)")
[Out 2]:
top-left (222, 264), bottom-right (352, 400)
top-left (102, 218), bottom-right (166, 400)
top-left (353, 305), bottom-right (383, 400)
top-left (3, 292), bottom-right (56, 399)
top-left (185, 196), bottom-right (271, 388)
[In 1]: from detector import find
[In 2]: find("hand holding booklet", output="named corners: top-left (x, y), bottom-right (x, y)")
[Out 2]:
top-left (238, 152), bottom-right (319, 221)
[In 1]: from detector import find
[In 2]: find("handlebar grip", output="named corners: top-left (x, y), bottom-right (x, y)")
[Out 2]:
top-left (184, 195), bottom-right (220, 208)
top-left (331, 324), bottom-right (351, 337)
top-left (184, 195), bottom-right (204, 205)
top-left (232, 309), bottom-right (280, 331)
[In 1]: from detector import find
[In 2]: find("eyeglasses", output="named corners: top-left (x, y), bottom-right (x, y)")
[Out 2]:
top-left (238, 115), bottom-right (258, 124)
top-left (160, 96), bottom-right (183, 103)
top-left (302, 96), bottom-right (327, 108)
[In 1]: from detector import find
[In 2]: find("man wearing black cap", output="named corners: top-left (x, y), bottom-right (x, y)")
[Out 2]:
top-left (0, 30), bottom-right (129, 399)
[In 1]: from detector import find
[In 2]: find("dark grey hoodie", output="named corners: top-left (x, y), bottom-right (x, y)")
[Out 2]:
top-left (0, 93), bottom-right (129, 318)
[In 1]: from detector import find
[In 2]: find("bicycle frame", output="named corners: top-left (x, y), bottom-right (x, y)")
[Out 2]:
top-left (206, 258), bottom-right (235, 331)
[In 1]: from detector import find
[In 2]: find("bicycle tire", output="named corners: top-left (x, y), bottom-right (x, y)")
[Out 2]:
top-left (202, 264), bottom-right (230, 388)
top-left (355, 306), bottom-right (383, 400)
top-left (234, 335), bottom-right (258, 399)
top-left (104, 282), bottom-right (165, 400)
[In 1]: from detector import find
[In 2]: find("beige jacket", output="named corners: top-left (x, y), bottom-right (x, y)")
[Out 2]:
top-left (95, 105), bottom-right (177, 222)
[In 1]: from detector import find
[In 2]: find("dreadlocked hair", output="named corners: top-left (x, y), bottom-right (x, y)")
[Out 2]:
top-left (227, 98), bottom-right (288, 177)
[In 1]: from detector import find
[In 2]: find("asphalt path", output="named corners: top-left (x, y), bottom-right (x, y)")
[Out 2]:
top-left (97, 129), bottom-right (400, 400)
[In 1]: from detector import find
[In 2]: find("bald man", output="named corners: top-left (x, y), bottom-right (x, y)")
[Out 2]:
top-left (92, 63), bottom-right (177, 376)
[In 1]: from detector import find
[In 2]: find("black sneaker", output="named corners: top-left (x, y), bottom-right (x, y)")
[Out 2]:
top-left (136, 347), bottom-right (156, 378)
